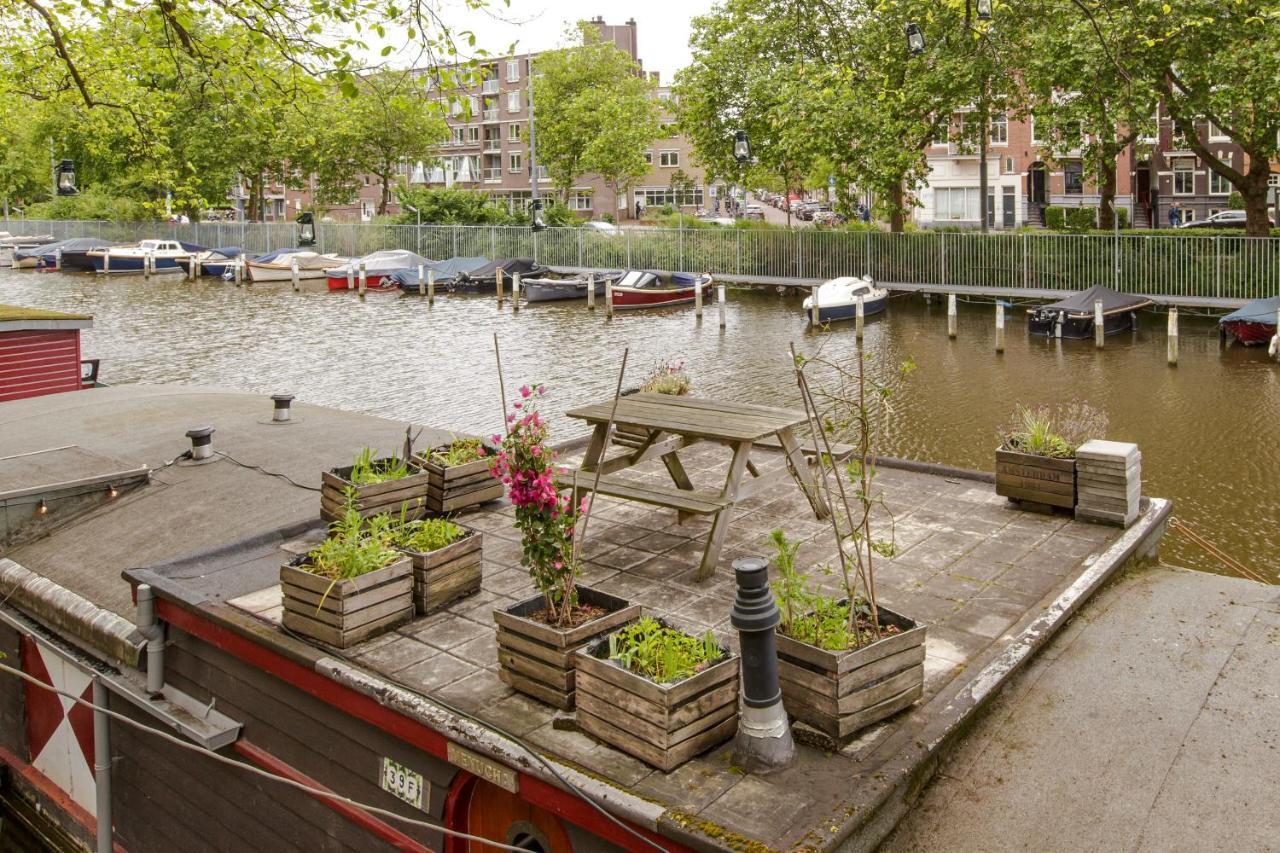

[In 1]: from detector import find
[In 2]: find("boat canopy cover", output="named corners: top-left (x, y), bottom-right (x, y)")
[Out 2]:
top-left (464, 257), bottom-right (546, 280)
top-left (250, 247), bottom-right (304, 264)
top-left (805, 275), bottom-right (882, 309)
top-left (210, 247), bottom-right (244, 259)
top-left (176, 241), bottom-right (208, 253)
top-left (327, 250), bottom-right (433, 275)
top-left (1034, 285), bottom-right (1153, 317)
top-left (1220, 295), bottom-right (1280, 325)
top-left (391, 256), bottom-right (489, 287)
top-left (15, 237), bottom-right (116, 260)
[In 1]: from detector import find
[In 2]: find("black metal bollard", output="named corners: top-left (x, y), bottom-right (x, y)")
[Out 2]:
top-left (730, 555), bottom-right (795, 771)
top-left (185, 426), bottom-right (215, 461)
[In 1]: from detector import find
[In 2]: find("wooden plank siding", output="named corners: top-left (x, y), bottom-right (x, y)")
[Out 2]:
top-left (0, 330), bottom-right (82, 403)
top-left (0, 622), bottom-right (26, 756)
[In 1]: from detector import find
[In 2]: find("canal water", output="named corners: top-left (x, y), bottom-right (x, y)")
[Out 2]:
top-left (2, 270), bottom-right (1276, 582)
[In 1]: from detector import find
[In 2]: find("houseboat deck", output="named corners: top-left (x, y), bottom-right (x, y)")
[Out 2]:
top-left (0, 386), bottom-right (1169, 851)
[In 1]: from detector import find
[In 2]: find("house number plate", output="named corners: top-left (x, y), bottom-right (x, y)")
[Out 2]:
top-left (381, 756), bottom-right (427, 810)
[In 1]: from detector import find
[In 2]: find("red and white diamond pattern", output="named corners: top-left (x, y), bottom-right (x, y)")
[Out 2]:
top-left (21, 636), bottom-right (97, 817)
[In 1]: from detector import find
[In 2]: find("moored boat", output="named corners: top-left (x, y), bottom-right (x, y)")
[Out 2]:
top-left (1219, 295), bottom-right (1280, 346)
top-left (521, 269), bottom-right (626, 302)
top-left (87, 240), bottom-right (207, 274)
top-left (176, 247), bottom-right (244, 277)
top-left (14, 238), bottom-right (117, 271)
top-left (455, 257), bottom-right (549, 291)
top-left (1027, 285), bottom-right (1153, 338)
top-left (324, 250), bottom-right (432, 291)
top-left (246, 250), bottom-right (346, 283)
top-left (610, 270), bottom-right (714, 310)
top-left (0, 233), bottom-right (55, 268)
top-left (393, 256), bottom-right (490, 293)
top-left (801, 275), bottom-right (889, 325)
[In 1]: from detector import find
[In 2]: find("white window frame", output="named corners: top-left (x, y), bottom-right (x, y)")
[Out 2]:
top-left (509, 152), bottom-right (523, 174)
top-left (1030, 116), bottom-right (1042, 146)
top-left (507, 122), bottom-right (522, 142)
top-left (934, 186), bottom-right (981, 221)
top-left (466, 126), bottom-right (480, 143)
top-left (1173, 158), bottom-right (1195, 195)
top-left (989, 113), bottom-right (1008, 146)
top-left (507, 91), bottom-right (521, 113)
top-left (1064, 160), bottom-right (1084, 195)
top-left (643, 150), bottom-right (653, 165)
top-left (1209, 154), bottom-right (1232, 195)
top-left (1207, 121), bottom-right (1229, 142)
top-left (506, 60), bottom-right (520, 82)
top-left (659, 150), bottom-right (680, 167)
top-left (567, 191), bottom-right (593, 211)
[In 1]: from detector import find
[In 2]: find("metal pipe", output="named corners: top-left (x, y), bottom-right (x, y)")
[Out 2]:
top-left (136, 583), bottom-right (165, 696)
top-left (730, 556), bottom-right (795, 772)
top-left (93, 676), bottom-right (112, 853)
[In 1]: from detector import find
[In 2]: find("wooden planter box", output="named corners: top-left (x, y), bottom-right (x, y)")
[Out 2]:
top-left (396, 528), bottom-right (483, 615)
top-left (777, 605), bottom-right (926, 742)
top-left (321, 459), bottom-right (432, 522)
top-left (575, 631), bottom-right (739, 772)
top-left (995, 448), bottom-right (1076, 510)
top-left (413, 446), bottom-right (504, 514)
top-left (280, 555), bottom-right (414, 648)
top-left (493, 585), bottom-right (640, 710)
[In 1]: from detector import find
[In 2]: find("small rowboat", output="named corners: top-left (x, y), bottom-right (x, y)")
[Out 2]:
top-left (521, 270), bottom-right (625, 302)
top-left (246, 250), bottom-right (346, 283)
top-left (610, 270), bottom-right (713, 310)
top-left (324, 250), bottom-right (433, 291)
top-left (393, 256), bottom-right (490, 293)
top-left (455, 257), bottom-right (549, 291)
top-left (175, 247), bottom-right (244, 277)
top-left (1027, 285), bottom-right (1153, 339)
top-left (1220, 295), bottom-right (1280, 346)
top-left (802, 275), bottom-right (889, 325)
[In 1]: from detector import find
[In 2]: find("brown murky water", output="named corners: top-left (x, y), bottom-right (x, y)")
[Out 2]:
top-left (2, 270), bottom-right (1276, 582)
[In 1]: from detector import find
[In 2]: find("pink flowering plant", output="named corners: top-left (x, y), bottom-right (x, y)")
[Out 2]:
top-left (489, 383), bottom-right (587, 627)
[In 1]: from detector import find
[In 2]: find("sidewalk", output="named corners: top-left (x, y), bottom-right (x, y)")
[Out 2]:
top-left (881, 565), bottom-right (1280, 853)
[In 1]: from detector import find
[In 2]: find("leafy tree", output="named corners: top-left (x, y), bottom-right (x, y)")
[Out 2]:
top-left (394, 186), bottom-right (516, 224)
top-left (531, 25), bottom-right (660, 204)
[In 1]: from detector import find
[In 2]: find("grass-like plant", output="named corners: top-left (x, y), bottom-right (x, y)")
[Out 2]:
top-left (607, 617), bottom-right (724, 684)
top-left (304, 493), bottom-right (402, 595)
top-left (389, 516), bottom-right (467, 554)
top-left (348, 446), bottom-right (411, 485)
top-left (999, 402), bottom-right (1108, 459)
top-left (427, 437), bottom-right (488, 468)
top-left (639, 359), bottom-right (691, 396)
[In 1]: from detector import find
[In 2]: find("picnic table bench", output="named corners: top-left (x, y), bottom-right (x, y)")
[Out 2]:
top-left (561, 393), bottom-right (827, 579)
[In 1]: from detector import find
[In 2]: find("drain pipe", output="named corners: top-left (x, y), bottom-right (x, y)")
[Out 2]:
top-left (730, 556), bottom-right (795, 772)
top-left (136, 583), bottom-right (165, 696)
top-left (270, 393), bottom-right (295, 423)
top-left (93, 676), bottom-right (112, 853)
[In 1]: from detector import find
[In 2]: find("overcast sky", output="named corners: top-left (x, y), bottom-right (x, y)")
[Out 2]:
top-left (428, 0), bottom-right (722, 82)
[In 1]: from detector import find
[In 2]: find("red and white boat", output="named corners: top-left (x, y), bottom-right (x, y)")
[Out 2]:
top-left (324, 250), bottom-right (432, 292)
top-left (1220, 295), bottom-right (1280, 346)
top-left (610, 270), bottom-right (714, 310)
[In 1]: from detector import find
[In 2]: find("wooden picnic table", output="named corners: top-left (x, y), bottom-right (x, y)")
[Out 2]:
top-left (561, 393), bottom-right (827, 579)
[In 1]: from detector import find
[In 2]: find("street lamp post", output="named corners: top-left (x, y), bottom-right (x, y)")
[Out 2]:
top-left (56, 159), bottom-right (77, 196)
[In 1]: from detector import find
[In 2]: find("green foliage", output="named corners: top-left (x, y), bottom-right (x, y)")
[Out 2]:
top-left (768, 531), bottom-right (893, 651)
top-left (532, 25), bottom-right (661, 203)
top-left (427, 438), bottom-right (489, 468)
top-left (999, 402), bottom-right (1109, 458)
top-left (1044, 207), bottom-right (1067, 230)
top-left (1227, 192), bottom-right (1246, 210)
top-left (25, 187), bottom-right (155, 222)
top-left (388, 517), bottom-right (467, 554)
top-left (1044, 206), bottom-right (1099, 233)
top-left (638, 359), bottom-right (691, 395)
top-left (306, 496), bottom-right (401, 581)
top-left (607, 617), bottom-right (723, 684)
top-left (347, 448), bottom-right (410, 486)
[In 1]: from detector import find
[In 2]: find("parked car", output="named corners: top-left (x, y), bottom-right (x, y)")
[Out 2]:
top-left (813, 209), bottom-right (845, 226)
top-left (744, 205), bottom-right (765, 220)
top-left (1178, 209), bottom-right (1247, 229)
top-left (584, 220), bottom-right (621, 235)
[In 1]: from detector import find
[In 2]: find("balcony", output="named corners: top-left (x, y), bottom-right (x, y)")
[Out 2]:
top-left (482, 109), bottom-right (499, 123)
top-left (484, 168), bottom-right (502, 182)
top-left (483, 140), bottom-right (502, 152)
top-left (481, 79), bottom-right (499, 95)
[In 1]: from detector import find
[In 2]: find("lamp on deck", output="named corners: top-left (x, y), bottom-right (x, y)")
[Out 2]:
top-left (297, 211), bottom-right (316, 247)
top-left (733, 130), bottom-right (751, 165)
top-left (905, 22), bottom-right (926, 55)
top-left (531, 198), bottom-right (547, 232)
top-left (56, 160), bottom-right (77, 196)
top-left (976, 0), bottom-right (994, 20)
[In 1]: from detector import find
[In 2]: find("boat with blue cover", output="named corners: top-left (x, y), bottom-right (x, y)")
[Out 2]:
top-left (802, 275), bottom-right (889, 325)
top-left (86, 239), bottom-right (208, 274)
top-left (176, 247), bottom-right (244, 277)
top-left (393, 256), bottom-right (490, 293)
top-left (1219, 295), bottom-right (1280, 346)
top-left (14, 238), bottom-right (118, 271)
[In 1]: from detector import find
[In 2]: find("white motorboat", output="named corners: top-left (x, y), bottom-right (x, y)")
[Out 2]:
top-left (802, 275), bottom-right (889, 325)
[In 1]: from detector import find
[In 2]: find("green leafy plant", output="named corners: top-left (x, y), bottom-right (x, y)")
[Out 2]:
top-left (427, 438), bottom-right (488, 468)
top-left (388, 516), bottom-right (467, 554)
top-left (999, 402), bottom-right (1108, 459)
top-left (347, 447), bottom-right (411, 485)
top-left (607, 617), bottom-right (724, 684)
top-left (639, 359), bottom-right (691, 395)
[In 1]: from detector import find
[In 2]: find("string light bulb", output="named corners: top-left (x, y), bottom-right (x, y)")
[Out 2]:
top-left (37, 499), bottom-right (48, 515)
top-left (107, 484), bottom-right (119, 498)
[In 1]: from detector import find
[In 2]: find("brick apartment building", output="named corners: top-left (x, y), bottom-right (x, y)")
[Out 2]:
top-left (256, 18), bottom-right (711, 223)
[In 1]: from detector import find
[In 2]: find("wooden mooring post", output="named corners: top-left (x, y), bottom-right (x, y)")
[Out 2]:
top-left (694, 278), bottom-right (703, 321)
top-left (1167, 308), bottom-right (1179, 366)
top-left (512, 273), bottom-right (521, 311)
top-left (855, 295), bottom-right (865, 340)
top-left (54, 248), bottom-right (62, 272)
top-left (358, 260), bottom-right (367, 298)
top-left (496, 269), bottom-right (504, 306)
top-left (586, 273), bottom-right (596, 310)
top-left (233, 258), bottom-right (242, 285)
top-left (995, 302), bottom-right (1005, 353)
top-left (810, 286), bottom-right (820, 326)
top-left (717, 283), bottom-right (726, 330)
top-left (416, 263), bottom-right (425, 296)
top-left (291, 257), bottom-right (301, 292)
top-left (1094, 299), bottom-right (1104, 348)
top-left (605, 276), bottom-right (614, 319)
top-left (345, 266), bottom-right (354, 290)
top-left (947, 293), bottom-right (957, 338)
top-left (426, 268), bottom-right (435, 304)
top-left (192, 257), bottom-right (202, 279)
top-left (143, 251), bottom-right (153, 279)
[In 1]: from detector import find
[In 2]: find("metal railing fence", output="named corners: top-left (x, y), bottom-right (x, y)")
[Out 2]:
top-left (10, 219), bottom-right (1280, 301)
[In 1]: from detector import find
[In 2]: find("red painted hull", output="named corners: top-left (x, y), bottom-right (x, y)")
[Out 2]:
top-left (325, 274), bottom-right (398, 291)
top-left (612, 282), bottom-right (711, 309)
top-left (1222, 320), bottom-right (1276, 346)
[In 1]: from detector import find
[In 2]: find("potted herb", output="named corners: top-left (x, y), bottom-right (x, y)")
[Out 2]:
top-left (387, 514), bottom-right (482, 615)
top-left (321, 447), bottom-right (431, 521)
top-left (769, 532), bottom-right (925, 742)
top-left (783, 344), bottom-right (926, 743)
top-left (575, 617), bottom-right (738, 771)
top-left (412, 437), bottom-right (505, 513)
top-left (281, 498), bottom-right (413, 648)
top-left (996, 402), bottom-right (1109, 511)
top-left (617, 359), bottom-right (691, 447)
top-left (489, 384), bottom-right (639, 709)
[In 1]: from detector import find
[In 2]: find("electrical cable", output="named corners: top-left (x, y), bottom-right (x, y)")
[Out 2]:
top-left (0, 660), bottom-right (527, 852)
top-left (212, 451), bottom-right (322, 492)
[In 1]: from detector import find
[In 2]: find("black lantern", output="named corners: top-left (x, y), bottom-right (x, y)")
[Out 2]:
top-left (296, 211), bottom-right (316, 246)
top-left (531, 198), bottom-right (547, 231)
top-left (733, 130), bottom-right (752, 165)
top-left (975, 0), bottom-right (993, 20)
top-left (905, 23), bottom-right (926, 55)
top-left (56, 160), bottom-right (77, 196)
